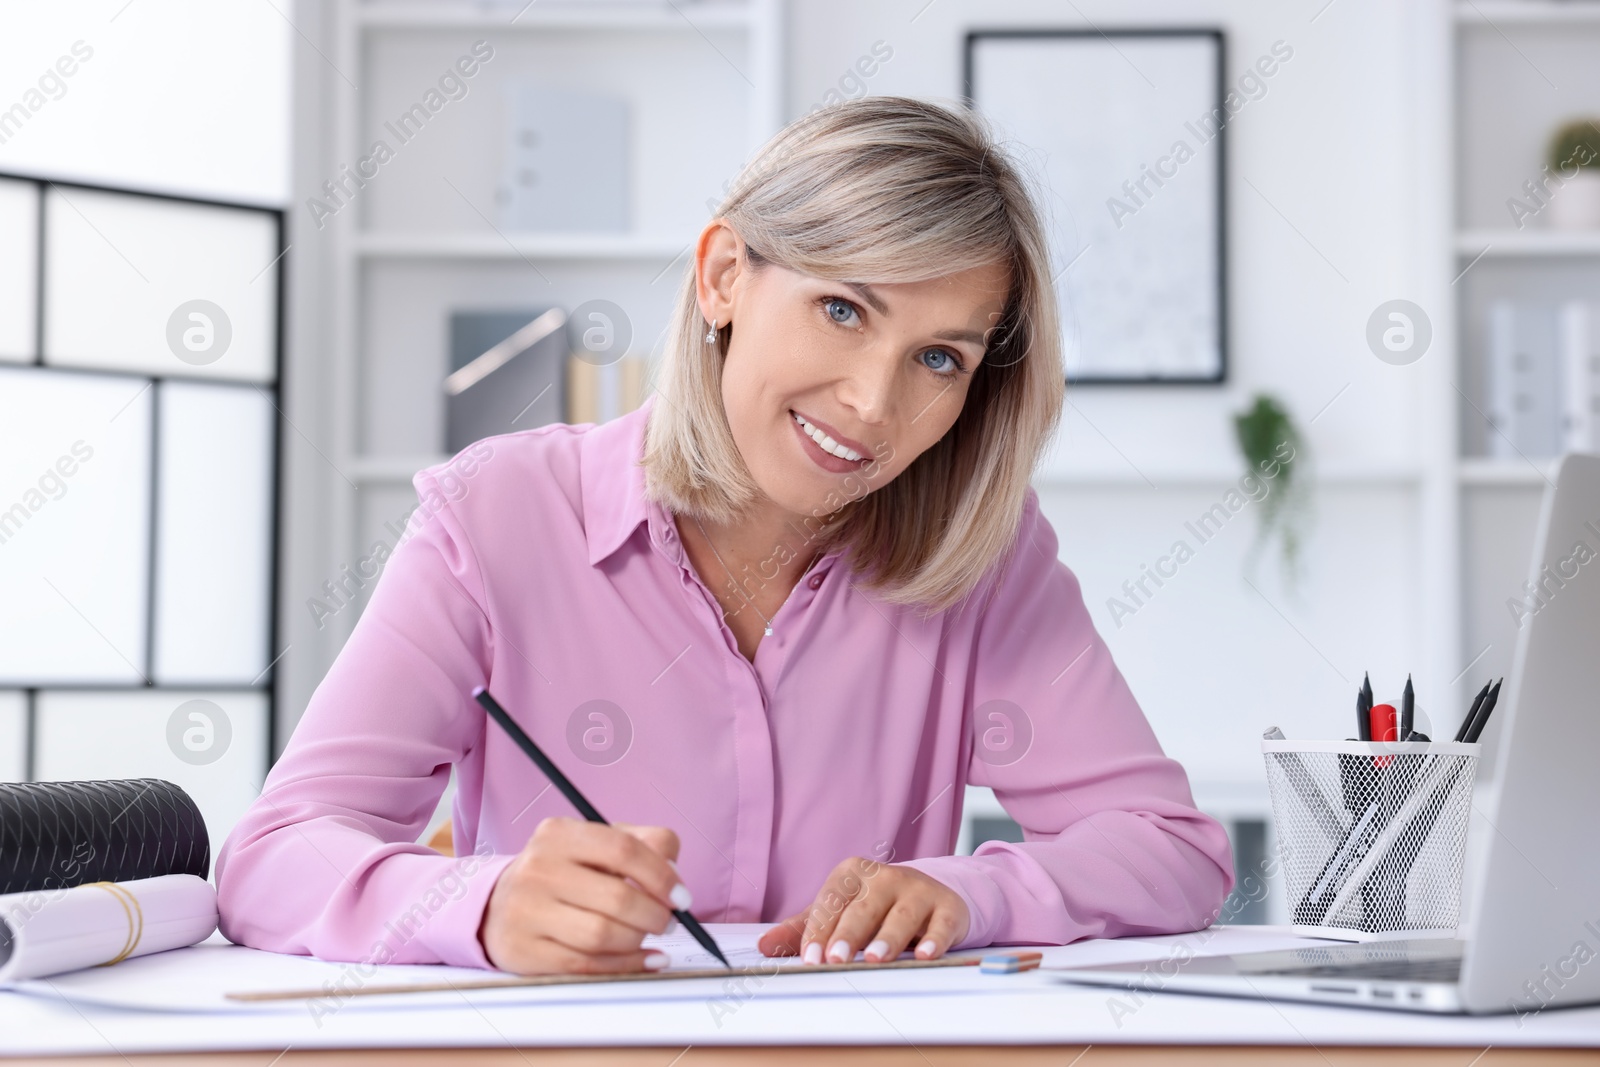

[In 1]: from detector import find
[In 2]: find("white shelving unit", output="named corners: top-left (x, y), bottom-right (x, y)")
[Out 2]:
top-left (297, 0), bottom-right (784, 643)
top-left (1454, 0), bottom-right (1600, 24)
top-left (355, 2), bottom-right (761, 30)
top-left (352, 232), bottom-right (695, 259)
top-left (1445, 0), bottom-right (1600, 778)
top-left (1456, 230), bottom-right (1600, 256)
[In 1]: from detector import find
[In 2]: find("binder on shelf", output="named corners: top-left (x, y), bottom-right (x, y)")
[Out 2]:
top-left (1485, 299), bottom-right (1562, 460)
top-left (497, 83), bottom-right (630, 234)
top-left (443, 308), bottom-right (568, 453)
top-left (1560, 299), bottom-right (1600, 454)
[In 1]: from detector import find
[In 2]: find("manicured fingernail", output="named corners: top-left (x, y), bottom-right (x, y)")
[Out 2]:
top-left (663, 917), bottom-right (678, 934)
top-left (803, 941), bottom-right (823, 965)
top-left (866, 939), bottom-right (890, 961)
top-left (670, 883), bottom-right (693, 910)
top-left (644, 951), bottom-right (669, 970)
top-left (828, 939), bottom-right (851, 963)
top-left (917, 938), bottom-right (937, 957)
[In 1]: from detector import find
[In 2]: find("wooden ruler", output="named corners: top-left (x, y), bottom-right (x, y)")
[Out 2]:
top-left (227, 953), bottom-right (986, 1003)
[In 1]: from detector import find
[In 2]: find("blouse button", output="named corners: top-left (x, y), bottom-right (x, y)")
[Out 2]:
top-left (808, 573), bottom-right (824, 590)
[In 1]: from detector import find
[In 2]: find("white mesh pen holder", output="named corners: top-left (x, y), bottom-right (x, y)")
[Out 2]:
top-left (1261, 739), bottom-right (1480, 941)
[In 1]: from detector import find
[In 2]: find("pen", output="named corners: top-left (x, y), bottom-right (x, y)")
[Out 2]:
top-left (471, 685), bottom-right (732, 970)
top-left (1372, 699), bottom-right (1405, 924)
top-left (1369, 701), bottom-right (1398, 773)
top-left (1453, 680), bottom-right (1492, 743)
top-left (1369, 701), bottom-right (1397, 743)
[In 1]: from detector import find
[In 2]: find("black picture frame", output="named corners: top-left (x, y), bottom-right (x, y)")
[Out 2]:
top-left (964, 28), bottom-right (1229, 385)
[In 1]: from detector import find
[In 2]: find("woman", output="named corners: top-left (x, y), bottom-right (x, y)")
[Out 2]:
top-left (215, 96), bottom-right (1233, 976)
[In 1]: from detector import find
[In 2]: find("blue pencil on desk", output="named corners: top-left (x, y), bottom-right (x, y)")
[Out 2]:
top-left (471, 685), bottom-right (732, 970)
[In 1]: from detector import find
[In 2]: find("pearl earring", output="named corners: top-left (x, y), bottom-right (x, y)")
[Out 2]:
top-left (705, 318), bottom-right (717, 345)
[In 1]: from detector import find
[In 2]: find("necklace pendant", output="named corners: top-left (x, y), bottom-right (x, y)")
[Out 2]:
top-left (763, 624), bottom-right (773, 636)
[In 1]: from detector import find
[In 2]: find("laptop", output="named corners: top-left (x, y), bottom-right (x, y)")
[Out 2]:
top-left (1055, 452), bottom-right (1600, 1015)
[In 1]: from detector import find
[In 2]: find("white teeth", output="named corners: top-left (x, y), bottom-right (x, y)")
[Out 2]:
top-left (792, 411), bottom-right (862, 462)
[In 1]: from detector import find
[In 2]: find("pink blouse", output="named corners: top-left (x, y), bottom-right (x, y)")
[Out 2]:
top-left (214, 393), bottom-right (1234, 970)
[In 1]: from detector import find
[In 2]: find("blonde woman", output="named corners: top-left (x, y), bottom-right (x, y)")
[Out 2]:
top-left (216, 97), bottom-right (1234, 975)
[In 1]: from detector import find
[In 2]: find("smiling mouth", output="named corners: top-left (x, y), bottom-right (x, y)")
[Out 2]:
top-left (790, 410), bottom-right (867, 462)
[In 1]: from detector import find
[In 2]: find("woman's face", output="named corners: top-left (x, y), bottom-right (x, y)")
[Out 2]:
top-left (696, 222), bottom-right (1011, 523)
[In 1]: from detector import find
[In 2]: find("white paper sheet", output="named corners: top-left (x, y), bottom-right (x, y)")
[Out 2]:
top-left (10, 923), bottom-right (1262, 1015)
top-left (0, 874), bottom-right (217, 984)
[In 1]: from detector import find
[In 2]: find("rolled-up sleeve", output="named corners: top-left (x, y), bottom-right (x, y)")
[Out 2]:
top-left (215, 464), bottom-right (515, 970)
top-left (897, 489), bottom-right (1234, 950)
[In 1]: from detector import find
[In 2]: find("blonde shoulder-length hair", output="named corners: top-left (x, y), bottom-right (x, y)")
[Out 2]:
top-left (641, 95), bottom-right (1065, 617)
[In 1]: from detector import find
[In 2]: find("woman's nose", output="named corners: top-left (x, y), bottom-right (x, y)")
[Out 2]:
top-left (835, 350), bottom-right (899, 427)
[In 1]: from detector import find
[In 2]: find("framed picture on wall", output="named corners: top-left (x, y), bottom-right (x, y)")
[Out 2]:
top-left (966, 28), bottom-right (1228, 384)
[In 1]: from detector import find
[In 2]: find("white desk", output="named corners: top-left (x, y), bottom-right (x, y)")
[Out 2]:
top-left (3, 925), bottom-right (1598, 1061)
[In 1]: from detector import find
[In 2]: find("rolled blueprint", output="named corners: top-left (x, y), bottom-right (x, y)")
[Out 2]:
top-left (0, 873), bottom-right (218, 983)
top-left (0, 778), bottom-right (210, 894)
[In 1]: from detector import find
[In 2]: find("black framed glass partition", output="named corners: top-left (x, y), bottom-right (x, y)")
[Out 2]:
top-left (0, 173), bottom-right (283, 853)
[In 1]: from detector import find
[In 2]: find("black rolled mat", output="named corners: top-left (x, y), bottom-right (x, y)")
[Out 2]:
top-left (0, 779), bottom-right (209, 895)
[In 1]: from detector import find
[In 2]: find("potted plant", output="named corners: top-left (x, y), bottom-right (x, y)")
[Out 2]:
top-left (1233, 393), bottom-right (1311, 591)
top-left (1546, 118), bottom-right (1600, 230)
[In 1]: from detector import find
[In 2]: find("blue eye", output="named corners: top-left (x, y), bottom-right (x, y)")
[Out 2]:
top-left (822, 296), bottom-right (859, 326)
top-left (819, 295), bottom-right (967, 377)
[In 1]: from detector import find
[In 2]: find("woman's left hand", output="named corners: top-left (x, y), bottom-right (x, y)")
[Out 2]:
top-left (756, 856), bottom-right (970, 964)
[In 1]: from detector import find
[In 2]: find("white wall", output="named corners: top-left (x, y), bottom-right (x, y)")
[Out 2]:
top-left (0, 0), bottom-right (290, 204)
top-left (787, 0), bottom-right (1436, 793)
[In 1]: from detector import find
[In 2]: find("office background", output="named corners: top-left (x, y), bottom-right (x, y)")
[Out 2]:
top-left (2, 0), bottom-right (1591, 927)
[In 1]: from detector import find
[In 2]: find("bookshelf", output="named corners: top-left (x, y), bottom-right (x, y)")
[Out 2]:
top-left (296, 0), bottom-right (784, 634)
top-left (1446, 0), bottom-right (1600, 782)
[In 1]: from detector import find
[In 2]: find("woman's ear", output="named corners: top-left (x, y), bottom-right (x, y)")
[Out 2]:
top-left (694, 219), bottom-right (746, 330)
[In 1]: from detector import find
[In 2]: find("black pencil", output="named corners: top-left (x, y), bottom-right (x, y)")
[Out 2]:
top-left (471, 685), bottom-right (732, 969)
top-left (1400, 674), bottom-right (1414, 741)
top-left (1357, 672), bottom-right (1373, 741)
top-left (1453, 680), bottom-right (1492, 743)
top-left (1464, 678), bottom-right (1503, 744)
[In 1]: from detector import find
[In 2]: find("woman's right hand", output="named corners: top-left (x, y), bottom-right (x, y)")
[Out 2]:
top-left (476, 817), bottom-right (691, 974)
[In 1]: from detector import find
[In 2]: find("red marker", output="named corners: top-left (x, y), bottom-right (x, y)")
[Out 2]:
top-left (1370, 702), bottom-right (1398, 767)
